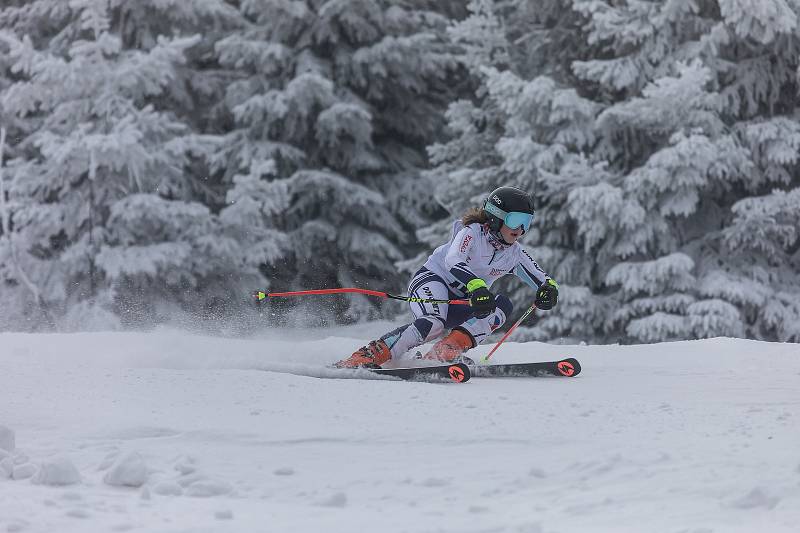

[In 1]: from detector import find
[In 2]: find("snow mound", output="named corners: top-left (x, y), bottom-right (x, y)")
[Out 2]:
top-left (731, 487), bottom-right (782, 510)
top-left (6, 520), bottom-right (29, 533)
top-left (12, 463), bottom-right (37, 480)
top-left (103, 451), bottom-right (149, 487)
top-left (0, 456), bottom-right (13, 478)
top-left (184, 479), bottom-right (233, 498)
top-left (173, 455), bottom-right (196, 475)
top-left (214, 510), bottom-right (234, 520)
top-left (152, 481), bottom-right (183, 496)
top-left (33, 456), bottom-right (81, 486)
top-left (317, 492), bottom-right (348, 507)
top-left (0, 426), bottom-right (14, 452)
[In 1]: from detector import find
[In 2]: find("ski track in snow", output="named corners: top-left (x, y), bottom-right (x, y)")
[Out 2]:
top-left (1, 328), bottom-right (799, 533)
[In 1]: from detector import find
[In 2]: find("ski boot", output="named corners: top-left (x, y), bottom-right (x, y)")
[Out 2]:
top-left (333, 339), bottom-right (391, 369)
top-left (420, 329), bottom-right (475, 364)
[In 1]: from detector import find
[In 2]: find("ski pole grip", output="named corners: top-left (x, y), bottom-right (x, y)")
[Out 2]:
top-left (253, 290), bottom-right (267, 301)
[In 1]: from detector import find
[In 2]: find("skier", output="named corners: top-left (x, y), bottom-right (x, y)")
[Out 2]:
top-left (334, 186), bottom-right (559, 369)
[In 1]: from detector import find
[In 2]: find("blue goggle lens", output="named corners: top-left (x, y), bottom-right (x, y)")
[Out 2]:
top-left (504, 211), bottom-right (533, 232)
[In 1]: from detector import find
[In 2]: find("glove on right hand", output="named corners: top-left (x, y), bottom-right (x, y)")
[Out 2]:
top-left (467, 279), bottom-right (496, 319)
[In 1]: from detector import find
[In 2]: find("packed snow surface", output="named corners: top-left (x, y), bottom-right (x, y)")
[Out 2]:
top-left (1, 326), bottom-right (799, 533)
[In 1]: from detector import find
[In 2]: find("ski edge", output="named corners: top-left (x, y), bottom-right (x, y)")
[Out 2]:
top-left (368, 362), bottom-right (471, 383)
top-left (471, 358), bottom-right (581, 378)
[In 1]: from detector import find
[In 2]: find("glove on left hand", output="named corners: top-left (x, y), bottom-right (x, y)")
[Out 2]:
top-left (535, 278), bottom-right (559, 310)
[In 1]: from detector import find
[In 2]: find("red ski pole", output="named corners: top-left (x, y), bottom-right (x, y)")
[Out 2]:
top-left (252, 287), bottom-right (471, 306)
top-left (480, 301), bottom-right (537, 363)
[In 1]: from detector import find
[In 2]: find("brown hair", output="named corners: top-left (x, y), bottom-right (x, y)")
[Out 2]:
top-left (461, 207), bottom-right (488, 226)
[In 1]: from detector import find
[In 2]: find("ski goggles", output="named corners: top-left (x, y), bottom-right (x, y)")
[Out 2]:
top-left (484, 203), bottom-right (534, 232)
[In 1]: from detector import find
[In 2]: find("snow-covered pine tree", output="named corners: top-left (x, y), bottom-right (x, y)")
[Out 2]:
top-left (563, 0), bottom-right (800, 343)
top-left (429, 0), bottom-right (603, 342)
top-left (419, 0), bottom-right (520, 282)
top-left (424, 0), bottom-right (512, 240)
top-left (432, 0), bottom-right (800, 343)
top-left (0, 0), bottom-right (242, 330)
top-left (0, 2), bottom-right (62, 328)
top-left (214, 0), bottom-right (469, 324)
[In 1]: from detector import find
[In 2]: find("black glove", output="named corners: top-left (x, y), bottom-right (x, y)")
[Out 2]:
top-left (535, 278), bottom-right (559, 310)
top-left (467, 279), bottom-right (496, 318)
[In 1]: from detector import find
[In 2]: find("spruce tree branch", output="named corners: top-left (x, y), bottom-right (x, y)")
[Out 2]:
top-left (0, 127), bottom-right (46, 309)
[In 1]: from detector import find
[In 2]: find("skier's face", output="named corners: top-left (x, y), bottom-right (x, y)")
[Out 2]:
top-left (499, 223), bottom-right (524, 243)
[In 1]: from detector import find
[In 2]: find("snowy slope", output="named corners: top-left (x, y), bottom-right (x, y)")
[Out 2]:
top-left (1, 328), bottom-right (799, 533)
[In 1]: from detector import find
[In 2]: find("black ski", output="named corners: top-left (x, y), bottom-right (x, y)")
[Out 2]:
top-left (368, 362), bottom-right (470, 383)
top-left (471, 358), bottom-right (581, 378)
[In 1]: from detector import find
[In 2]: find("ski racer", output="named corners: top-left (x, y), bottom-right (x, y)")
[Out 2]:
top-left (334, 186), bottom-right (559, 368)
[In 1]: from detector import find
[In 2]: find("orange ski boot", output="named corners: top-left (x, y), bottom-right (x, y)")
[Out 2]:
top-left (422, 329), bottom-right (475, 362)
top-left (334, 339), bottom-right (392, 368)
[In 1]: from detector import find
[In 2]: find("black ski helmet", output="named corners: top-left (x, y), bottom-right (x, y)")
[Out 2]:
top-left (483, 186), bottom-right (535, 232)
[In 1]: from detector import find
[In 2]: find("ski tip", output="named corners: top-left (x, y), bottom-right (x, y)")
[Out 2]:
top-left (447, 363), bottom-right (470, 383)
top-left (556, 358), bottom-right (581, 377)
